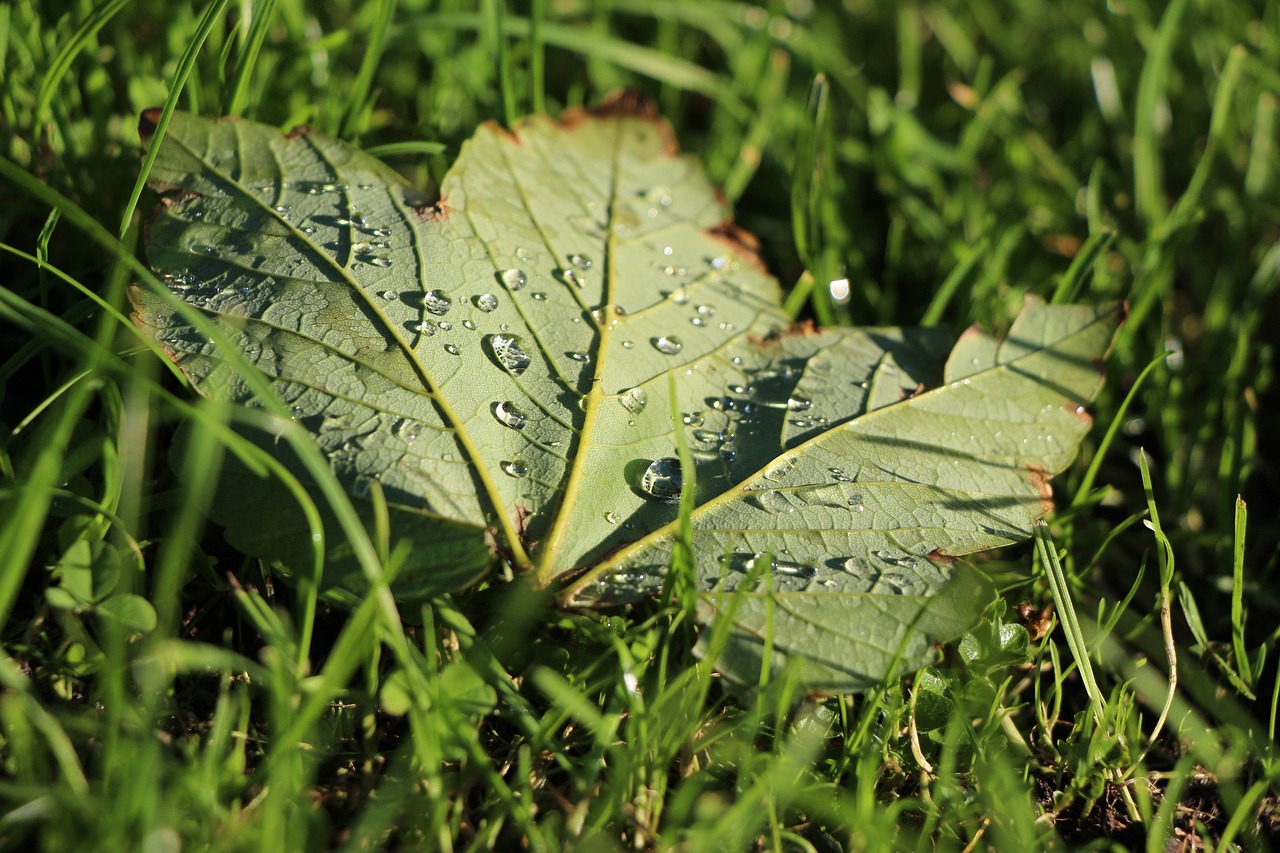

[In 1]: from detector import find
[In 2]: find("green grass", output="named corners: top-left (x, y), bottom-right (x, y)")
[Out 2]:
top-left (2, 0), bottom-right (1278, 849)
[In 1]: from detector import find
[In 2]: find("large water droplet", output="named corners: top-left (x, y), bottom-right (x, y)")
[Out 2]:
top-left (771, 559), bottom-right (816, 579)
top-left (787, 395), bottom-right (812, 412)
top-left (748, 490), bottom-right (793, 514)
top-left (619, 388), bottom-right (647, 414)
top-left (567, 351), bottom-right (590, 363)
top-left (652, 335), bottom-right (683, 355)
top-left (488, 333), bottom-right (531, 375)
top-left (493, 401), bottom-right (527, 430)
top-left (501, 460), bottom-right (529, 478)
top-left (476, 293), bottom-right (499, 312)
top-left (395, 419), bottom-right (422, 442)
top-left (692, 428), bottom-right (724, 445)
top-left (639, 457), bottom-right (682, 503)
top-left (444, 343), bottom-right (460, 355)
top-left (568, 253), bottom-right (593, 270)
top-left (682, 411), bottom-right (704, 427)
top-left (424, 289), bottom-right (453, 315)
top-left (499, 268), bottom-right (527, 291)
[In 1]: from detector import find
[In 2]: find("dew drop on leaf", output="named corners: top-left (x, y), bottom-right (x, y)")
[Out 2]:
top-left (787, 395), bottom-right (813, 412)
top-left (568, 253), bottom-right (593, 269)
top-left (395, 419), bottom-right (422, 442)
top-left (771, 559), bottom-right (816, 579)
top-left (619, 388), bottom-right (647, 414)
top-left (444, 343), bottom-right (460, 355)
top-left (493, 401), bottom-right (527, 430)
top-left (501, 460), bottom-right (529, 478)
top-left (476, 293), bottom-right (499, 312)
top-left (531, 292), bottom-right (548, 301)
top-left (499, 269), bottom-right (527, 291)
top-left (424, 289), bottom-right (453, 315)
top-left (557, 268), bottom-right (586, 288)
top-left (639, 457), bottom-right (682, 503)
top-left (487, 333), bottom-right (531, 375)
top-left (652, 336), bottom-right (683, 355)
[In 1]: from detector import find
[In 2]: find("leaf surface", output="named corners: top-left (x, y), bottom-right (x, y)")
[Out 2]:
top-left (134, 103), bottom-right (1121, 690)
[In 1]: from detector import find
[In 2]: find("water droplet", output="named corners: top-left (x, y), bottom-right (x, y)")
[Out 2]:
top-left (437, 321), bottom-right (453, 331)
top-left (476, 293), bottom-right (499, 312)
top-left (639, 457), bottom-right (683, 503)
top-left (690, 317), bottom-right (707, 327)
top-left (516, 246), bottom-right (536, 262)
top-left (568, 253), bottom-right (593, 269)
top-left (652, 336), bottom-right (683, 355)
top-left (604, 511), bottom-right (621, 525)
top-left (301, 225), bottom-right (318, 235)
top-left (413, 321), bottom-right (436, 335)
top-left (763, 457), bottom-right (794, 481)
top-left (370, 257), bottom-right (393, 268)
top-left (488, 333), bottom-right (532, 375)
top-left (274, 204), bottom-right (292, 213)
top-left (499, 269), bottom-right (527, 291)
top-left (771, 560), bottom-right (816, 579)
top-left (531, 292), bottom-right (548, 301)
top-left (841, 557), bottom-right (871, 576)
top-left (621, 340), bottom-right (635, 349)
top-left (502, 460), bottom-right (529, 478)
top-left (719, 442), bottom-right (738, 463)
top-left (460, 319), bottom-right (476, 330)
top-left (395, 419), bottom-right (421, 442)
top-left (619, 388), bottom-right (647, 414)
top-left (444, 343), bottom-right (460, 355)
top-left (873, 549), bottom-right (917, 568)
top-left (493, 401), bottom-right (527, 430)
top-left (424, 289), bottom-right (453, 315)
top-left (567, 351), bottom-right (590, 363)
top-left (381, 290), bottom-right (398, 301)
top-left (748, 490), bottom-right (793, 514)
top-left (695, 304), bottom-right (716, 318)
top-left (557, 268), bottom-right (586, 288)
top-left (682, 411), bottom-right (704, 427)
top-left (787, 395), bottom-right (812, 412)
top-left (692, 428), bottom-right (724, 445)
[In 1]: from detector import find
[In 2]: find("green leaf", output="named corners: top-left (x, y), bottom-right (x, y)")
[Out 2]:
top-left (133, 101), bottom-right (1121, 691)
